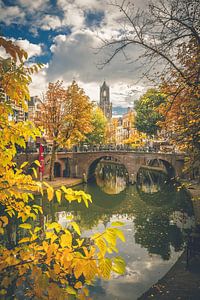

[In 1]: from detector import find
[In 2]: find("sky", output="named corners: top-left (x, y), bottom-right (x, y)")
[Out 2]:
top-left (0, 0), bottom-right (150, 108)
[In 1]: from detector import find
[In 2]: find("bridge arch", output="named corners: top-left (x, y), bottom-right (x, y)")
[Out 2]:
top-left (87, 156), bottom-right (129, 182)
top-left (146, 158), bottom-right (176, 178)
top-left (54, 161), bottom-right (61, 177)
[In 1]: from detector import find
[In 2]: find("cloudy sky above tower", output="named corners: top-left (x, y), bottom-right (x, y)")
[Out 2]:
top-left (0, 0), bottom-right (150, 107)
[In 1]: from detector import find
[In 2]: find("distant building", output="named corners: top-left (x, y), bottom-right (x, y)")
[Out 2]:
top-left (28, 96), bottom-right (41, 122)
top-left (99, 81), bottom-right (112, 119)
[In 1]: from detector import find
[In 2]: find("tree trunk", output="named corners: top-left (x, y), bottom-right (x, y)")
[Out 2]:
top-left (49, 139), bottom-right (57, 181)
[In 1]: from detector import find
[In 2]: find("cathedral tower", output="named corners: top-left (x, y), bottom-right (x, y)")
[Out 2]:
top-left (99, 81), bottom-right (112, 119)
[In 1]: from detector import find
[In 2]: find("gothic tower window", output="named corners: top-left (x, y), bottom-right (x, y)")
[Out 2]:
top-left (99, 81), bottom-right (112, 120)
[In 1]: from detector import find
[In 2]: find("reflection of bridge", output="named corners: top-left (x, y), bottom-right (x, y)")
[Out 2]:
top-left (17, 151), bottom-right (185, 182)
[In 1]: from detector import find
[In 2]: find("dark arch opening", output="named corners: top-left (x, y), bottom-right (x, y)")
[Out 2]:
top-left (62, 158), bottom-right (71, 178)
top-left (147, 158), bottom-right (175, 178)
top-left (87, 156), bottom-right (129, 182)
top-left (54, 162), bottom-right (61, 177)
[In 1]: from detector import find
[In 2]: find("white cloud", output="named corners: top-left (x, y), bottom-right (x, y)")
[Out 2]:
top-left (14, 39), bottom-right (43, 58)
top-left (1, 0), bottom-right (151, 106)
top-left (29, 65), bottom-right (49, 97)
top-left (0, 3), bottom-right (25, 25)
top-left (17, 0), bottom-right (48, 12)
top-left (39, 15), bottom-right (63, 31)
top-left (45, 28), bottom-right (148, 106)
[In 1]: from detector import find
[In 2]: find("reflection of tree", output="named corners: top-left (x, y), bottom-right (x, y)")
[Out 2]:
top-left (137, 168), bottom-right (168, 194)
top-left (133, 172), bottom-right (194, 260)
top-left (134, 210), bottom-right (183, 260)
top-left (95, 162), bottom-right (127, 194)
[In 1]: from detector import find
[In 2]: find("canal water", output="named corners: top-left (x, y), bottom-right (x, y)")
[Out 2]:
top-left (46, 162), bottom-right (195, 300)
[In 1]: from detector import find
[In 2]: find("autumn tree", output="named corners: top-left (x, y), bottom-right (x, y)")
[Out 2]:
top-left (85, 106), bottom-right (107, 146)
top-left (158, 40), bottom-right (200, 176)
top-left (37, 81), bottom-right (93, 180)
top-left (124, 131), bottom-right (147, 149)
top-left (100, 0), bottom-right (200, 175)
top-left (134, 89), bottom-right (166, 136)
top-left (0, 38), bottom-right (126, 299)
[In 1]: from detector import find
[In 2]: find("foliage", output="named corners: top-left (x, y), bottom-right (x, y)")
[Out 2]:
top-left (36, 81), bottom-right (93, 180)
top-left (105, 118), bottom-right (118, 145)
top-left (124, 131), bottom-right (147, 149)
top-left (158, 38), bottom-right (200, 176)
top-left (0, 38), bottom-right (126, 299)
top-left (85, 106), bottom-right (107, 146)
top-left (134, 89), bottom-right (166, 136)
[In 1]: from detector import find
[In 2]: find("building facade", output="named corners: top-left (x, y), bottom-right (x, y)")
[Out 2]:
top-left (99, 81), bottom-right (112, 119)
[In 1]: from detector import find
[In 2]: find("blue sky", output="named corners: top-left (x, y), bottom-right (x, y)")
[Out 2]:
top-left (0, 0), bottom-right (148, 107)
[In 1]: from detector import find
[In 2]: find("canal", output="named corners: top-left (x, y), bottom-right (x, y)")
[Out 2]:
top-left (45, 161), bottom-right (195, 300)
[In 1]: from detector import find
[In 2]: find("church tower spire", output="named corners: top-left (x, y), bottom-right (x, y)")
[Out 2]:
top-left (99, 81), bottom-right (112, 119)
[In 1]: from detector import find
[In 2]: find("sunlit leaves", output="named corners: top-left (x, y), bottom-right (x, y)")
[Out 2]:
top-left (0, 37), bottom-right (126, 300)
top-left (19, 223), bottom-right (32, 229)
top-left (47, 186), bottom-right (54, 201)
top-left (70, 222), bottom-right (81, 236)
top-left (112, 257), bottom-right (126, 274)
top-left (55, 189), bottom-right (62, 203)
top-left (35, 80), bottom-right (93, 180)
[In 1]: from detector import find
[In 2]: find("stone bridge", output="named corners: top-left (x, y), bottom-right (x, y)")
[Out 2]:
top-left (16, 151), bottom-right (185, 182)
top-left (44, 151), bottom-right (185, 182)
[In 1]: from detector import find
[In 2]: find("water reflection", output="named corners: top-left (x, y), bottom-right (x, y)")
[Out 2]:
top-left (137, 167), bottom-right (168, 194)
top-left (95, 162), bottom-right (127, 194)
top-left (43, 166), bottom-right (195, 300)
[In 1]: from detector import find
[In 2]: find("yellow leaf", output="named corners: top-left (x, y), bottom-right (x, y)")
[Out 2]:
top-left (76, 238), bottom-right (84, 247)
top-left (61, 185), bottom-right (68, 193)
top-left (19, 223), bottom-right (32, 229)
top-left (70, 222), bottom-right (81, 236)
top-left (0, 216), bottom-right (8, 226)
top-left (115, 228), bottom-right (125, 242)
top-left (96, 238), bottom-right (107, 257)
top-left (34, 160), bottom-right (41, 167)
top-left (34, 226), bottom-right (41, 233)
top-left (74, 281), bottom-right (82, 289)
top-left (60, 232), bottom-right (72, 248)
top-left (47, 187), bottom-right (54, 201)
top-left (112, 257), bottom-right (126, 274)
top-left (111, 221), bottom-right (124, 227)
top-left (32, 167), bottom-right (38, 178)
top-left (99, 258), bottom-right (112, 279)
top-left (55, 189), bottom-right (62, 203)
top-left (18, 237), bottom-right (30, 244)
top-left (20, 161), bottom-right (28, 169)
top-left (66, 286), bottom-right (76, 295)
top-left (46, 222), bottom-right (61, 231)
